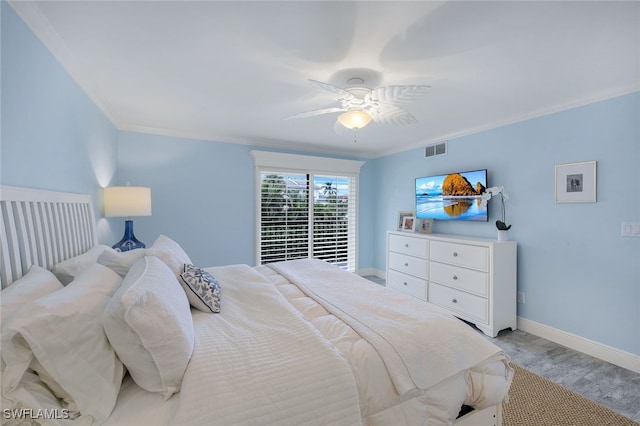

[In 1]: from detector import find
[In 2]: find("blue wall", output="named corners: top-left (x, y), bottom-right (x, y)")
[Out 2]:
top-left (366, 92), bottom-right (640, 355)
top-left (116, 131), bottom-right (256, 267)
top-left (116, 131), bottom-right (373, 268)
top-left (2, 1), bottom-right (638, 358)
top-left (1, 2), bottom-right (119, 243)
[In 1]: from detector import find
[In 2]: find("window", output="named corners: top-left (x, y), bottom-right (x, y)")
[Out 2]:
top-left (260, 172), bottom-right (310, 264)
top-left (252, 151), bottom-right (363, 272)
top-left (312, 175), bottom-right (356, 269)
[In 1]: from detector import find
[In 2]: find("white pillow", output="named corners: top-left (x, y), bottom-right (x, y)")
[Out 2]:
top-left (97, 248), bottom-right (147, 278)
top-left (1, 264), bottom-right (125, 424)
top-left (51, 244), bottom-right (111, 284)
top-left (98, 235), bottom-right (192, 278)
top-left (103, 256), bottom-right (194, 399)
top-left (147, 234), bottom-right (192, 276)
top-left (0, 265), bottom-right (63, 325)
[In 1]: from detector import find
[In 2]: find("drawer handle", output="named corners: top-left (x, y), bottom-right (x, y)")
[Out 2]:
top-left (404, 262), bottom-right (409, 267)
top-left (452, 298), bottom-right (458, 304)
top-left (403, 282), bottom-right (408, 286)
top-left (453, 275), bottom-right (458, 280)
top-left (405, 243), bottom-right (409, 248)
top-left (453, 252), bottom-right (458, 257)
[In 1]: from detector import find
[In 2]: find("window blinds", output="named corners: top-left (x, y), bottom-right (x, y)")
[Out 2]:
top-left (259, 173), bottom-right (310, 264)
top-left (258, 171), bottom-right (357, 272)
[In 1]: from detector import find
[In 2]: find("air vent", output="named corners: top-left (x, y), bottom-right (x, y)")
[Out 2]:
top-left (425, 141), bottom-right (447, 158)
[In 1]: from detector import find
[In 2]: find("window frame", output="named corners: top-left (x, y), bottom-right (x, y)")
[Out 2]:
top-left (251, 151), bottom-right (364, 271)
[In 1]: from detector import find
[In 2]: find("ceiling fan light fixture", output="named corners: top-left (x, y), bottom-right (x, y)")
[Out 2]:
top-left (337, 110), bottom-right (373, 129)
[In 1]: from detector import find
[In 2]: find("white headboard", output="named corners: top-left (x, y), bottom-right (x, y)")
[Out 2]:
top-left (0, 186), bottom-right (97, 288)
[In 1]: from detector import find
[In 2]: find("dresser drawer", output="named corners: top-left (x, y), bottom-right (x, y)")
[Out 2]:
top-left (389, 234), bottom-right (428, 258)
top-left (387, 269), bottom-right (427, 300)
top-left (429, 241), bottom-right (489, 271)
top-left (429, 262), bottom-right (488, 297)
top-left (428, 282), bottom-right (488, 324)
top-left (388, 252), bottom-right (428, 279)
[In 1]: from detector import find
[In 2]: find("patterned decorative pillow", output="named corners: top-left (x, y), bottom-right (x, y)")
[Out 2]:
top-left (179, 264), bottom-right (221, 313)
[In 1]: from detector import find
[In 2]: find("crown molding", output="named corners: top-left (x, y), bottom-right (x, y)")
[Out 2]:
top-left (376, 85), bottom-right (640, 159)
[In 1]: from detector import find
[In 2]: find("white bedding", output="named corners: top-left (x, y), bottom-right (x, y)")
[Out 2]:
top-left (258, 260), bottom-right (513, 425)
top-left (104, 261), bottom-right (511, 426)
top-left (268, 259), bottom-right (509, 394)
top-left (3, 260), bottom-right (511, 426)
top-left (105, 264), bottom-right (362, 426)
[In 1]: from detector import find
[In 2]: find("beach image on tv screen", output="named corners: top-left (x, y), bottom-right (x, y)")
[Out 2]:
top-left (415, 170), bottom-right (488, 221)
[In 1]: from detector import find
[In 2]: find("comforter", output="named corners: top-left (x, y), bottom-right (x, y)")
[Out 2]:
top-left (258, 260), bottom-right (513, 425)
top-left (268, 259), bottom-right (509, 394)
top-left (103, 261), bottom-right (512, 426)
top-left (106, 264), bottom-right (362, 426)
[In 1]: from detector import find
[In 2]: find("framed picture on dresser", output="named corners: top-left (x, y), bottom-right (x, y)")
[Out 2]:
top-left (397, 210), bottom-right (413, 230)
top-left (402, 216), bottom-right (416, 232)
top-left (417, 218), bottom-right (434, 234)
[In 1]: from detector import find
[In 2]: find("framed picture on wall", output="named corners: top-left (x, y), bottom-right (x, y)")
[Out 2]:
top-left (555, 161), bottom-right (597, 203)
top-left (397, 211), bottom-right (413, 230)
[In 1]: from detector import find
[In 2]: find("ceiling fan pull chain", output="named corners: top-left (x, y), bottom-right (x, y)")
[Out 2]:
top-left (353, 128), bottom-right (358, 143)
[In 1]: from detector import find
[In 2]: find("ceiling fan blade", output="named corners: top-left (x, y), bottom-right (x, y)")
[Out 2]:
top-left (309, 80), bottom-right (356, 101)
top-left (365, 85), bottom-right (431, 105)
top-left (369, 105), bottom-right (419, 126)
top-left (284, 107), bottom-right (347, 120)
top-left (289, 79), bottom-right (426, 126)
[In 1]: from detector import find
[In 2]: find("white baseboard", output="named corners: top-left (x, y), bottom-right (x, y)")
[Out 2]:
top-left (357, 268), bottom-right (385, 279)
top-left (517, 317), bottom-right (640, 374)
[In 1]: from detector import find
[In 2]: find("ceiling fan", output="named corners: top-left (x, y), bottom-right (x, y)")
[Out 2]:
top-left (285, 77), bottom-right (431, 135)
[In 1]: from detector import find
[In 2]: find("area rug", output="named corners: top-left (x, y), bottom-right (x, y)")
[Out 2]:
top-left (503, 364), bottom-right (639, 426)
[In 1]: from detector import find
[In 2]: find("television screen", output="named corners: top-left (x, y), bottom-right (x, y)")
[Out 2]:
top-left (415, 169), bottom-right (488, 221)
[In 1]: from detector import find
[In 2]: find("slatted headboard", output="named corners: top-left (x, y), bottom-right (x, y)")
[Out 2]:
top-left (0, 186), bottom-right (97, 288)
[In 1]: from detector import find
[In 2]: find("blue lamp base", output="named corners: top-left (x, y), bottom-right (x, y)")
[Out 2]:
top-left (113, 219), bottom-right (146, 252)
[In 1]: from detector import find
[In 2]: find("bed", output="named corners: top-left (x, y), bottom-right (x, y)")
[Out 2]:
top-left (0, 185), bottom-right (513, 426)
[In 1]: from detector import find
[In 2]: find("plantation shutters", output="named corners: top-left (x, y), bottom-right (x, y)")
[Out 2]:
top-left (312, 175), bottom-right (357, 270)
top-left (259, 173), bottom-right (310, 263)
top-left (252, 151), bottom-right (363, 272)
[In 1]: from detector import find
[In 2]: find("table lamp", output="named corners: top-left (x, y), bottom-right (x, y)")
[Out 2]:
top-left (104, 186), bottom-right (152, 252)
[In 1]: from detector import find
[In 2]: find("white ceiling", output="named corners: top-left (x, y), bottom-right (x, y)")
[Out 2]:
top-left (11, 1), bottom-right (640, 159)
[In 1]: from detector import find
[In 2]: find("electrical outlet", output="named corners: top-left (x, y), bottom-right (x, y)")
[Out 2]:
top-left (517, 292), bottom-right (525, 304)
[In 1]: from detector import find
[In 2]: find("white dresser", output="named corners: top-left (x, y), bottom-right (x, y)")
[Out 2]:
top-left (386, 231), bottom-right (517, 337)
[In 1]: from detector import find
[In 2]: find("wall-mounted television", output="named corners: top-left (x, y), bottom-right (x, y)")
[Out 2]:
top-left (415, 169), bottom-right (488, 221)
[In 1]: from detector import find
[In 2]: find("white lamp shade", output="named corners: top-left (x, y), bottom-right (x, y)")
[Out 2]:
top-left (104, 187), bottom-right (152, 217)
top-left (337, 110), bottom-right (373, 129)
